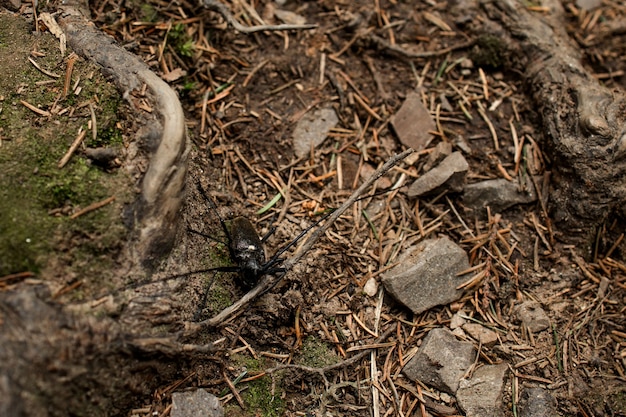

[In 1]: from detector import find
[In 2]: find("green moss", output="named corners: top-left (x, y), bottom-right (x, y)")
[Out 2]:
top-left (297, 336), bottom-right (340, 368)
top-left (470, 34), bottom-right (507, 69)
top-left (226, 355), bottom-right (285, 417)
top-left (245, 376), bottom-right (285, 417)
top-left (140, 4), bottom-right (158, 22)
top-left (0, 14), bottom-right (132, 290)
top-left (205, 276), bottom-right (233, 312)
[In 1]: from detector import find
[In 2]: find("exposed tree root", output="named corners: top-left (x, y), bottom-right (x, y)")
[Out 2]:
top-left (478, 0), bottom-right (626, 239)
top-left (57, 0), bottom-right (189, 266)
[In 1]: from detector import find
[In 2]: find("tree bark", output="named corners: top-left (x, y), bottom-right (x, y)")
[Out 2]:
top-left (477, 0), bottom-right (626, 239)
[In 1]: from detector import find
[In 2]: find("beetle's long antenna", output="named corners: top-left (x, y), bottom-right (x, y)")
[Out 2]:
top-left (186, 148), bottom-right (415, 333)
top-left (196, 181), bottom-right (232, 242)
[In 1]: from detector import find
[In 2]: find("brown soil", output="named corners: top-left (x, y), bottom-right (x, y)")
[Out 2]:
top-left (2, 1), bottom-right (626, 416)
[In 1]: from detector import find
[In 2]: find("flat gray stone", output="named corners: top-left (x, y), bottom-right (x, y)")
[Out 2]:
top-left (273, 8), bottom-right (307, 25)
top-left (408, 151), bottom-right (468, 197)
top-left (463, 175), bottom-right (537, 213)
top-left (403, 328), bottom-right (476, 394)
top-left (391, 92), bottom-right (436, 151)
top-left (576, 0), bottom-right (602, 10)
top-left (171, 389), bottom-right (224, 417)
top-left (462, 322), bottom-right (499, 347)
top-left (457, 363), bottom-right (509, 417)
top-left (519, 387), bottom-right (559, 417)
top-left (292, 107), bottom-right (338, 158)
top-left (515, 301), bottom-right (550, 333)
top-left (382, 236), bottom-right (470, 314)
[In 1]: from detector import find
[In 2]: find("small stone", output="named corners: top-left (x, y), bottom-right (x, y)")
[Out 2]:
top-left (363, 277), bottom-right (378, 297)
top-left (463, 176), bottom-right (538, 213)
top-left (515, 301), bottom-right (550, 332)
top-left (460, 58), bottom-right (474, 69)
top-left (382, 236), bottom-right (471, 315)
top-left (457, 363), bottom-right (509, 417)
top-left (454, 135), bottom-right (472, 154)
top-left (576, 0), bottom-right (602, 11)
top-left (423, 141), bottom-right (453, 172)
top-left (171, 389), bottom-right (224, 417)
top-left (518, 387), bottom-right (558, 417)
top-left (403, 328), bottom-right (476, 394)
top-left (274, 9), bottom-right (307, 25)
top-left (0, 0), bottom-right (21, 11)
top-left (452, 327), bottom-right (466, 338)
top-left (391, 92), bottom-right (436, 151)
top-left (450, 312), bottom-right (467, 329)
top-left (407, 152), bottom-right (468, 197)
top-left (439, 392), bottom-right (453, 404)
top-left (292, 107), bottom-right (338, 158)
top-left (462, 323), bottom-right (499, 347)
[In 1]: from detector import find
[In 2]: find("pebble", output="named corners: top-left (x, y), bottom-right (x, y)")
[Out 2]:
top-left (463, 175), bottom-right (538, 214)
top-left (515, 301), bottom-right (550, 332)
top-left (382, 236), bottom-right (471, 314)
top-left (462, 322), bottom-right (499, 347)
top-left (518, 387), bottom-right (558, 417)
top-left (391, 91), bottom-right (436, 151)
top-left (292, 107), bottom-right (338, 158)
top-left (363, 277), bottom-right (378, 297)
top-left (171, 389), bottom-right (224, 417)
top-left (407, 151), bottom-right (468, 197)
top-left (456, 363), bottom-right (509, 417)
top-left (403, 327), bottom-right (476, 394)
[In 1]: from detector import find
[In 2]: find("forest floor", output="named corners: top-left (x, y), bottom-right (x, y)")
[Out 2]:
top-left (1, 1), bottom-right (626, 416)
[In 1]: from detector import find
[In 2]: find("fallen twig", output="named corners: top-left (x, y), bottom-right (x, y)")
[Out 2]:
top-left (58, 130), bottom-right (87, 168)
top-left (70, 196), bottom-right (116, 219)
top-left (185, 148), bottom-right (414, 333)
top-left (369, 34), bottom-right (473, 59)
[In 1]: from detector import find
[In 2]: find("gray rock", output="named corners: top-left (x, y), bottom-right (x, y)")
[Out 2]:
top-left (391, 92), bottom-right (436, 151)
top-left (408, 151), bottom-right (468, 197)
top-left (515, 301), bottom-right (550, 333)
top-left (576, 0), bottom-right (602, 11)
top-left (171, 389), bottom-right (224, 417)
top-left (519, 387), bottom-right (558, 417)
top-left (463, 176), bottom-right (537, 213)
top-left (403, 328), bottom-right (476, 394)
top-left (0, 0), bottom-right (21, 11)
top-left (273, 9), bottom-right (307, 25)
top-left (450, 312), bottom-right (467, 329)
top-left (292, 107), bottom-right (338, 158)
top-left (462, 322), bottom-right (499, 347)
top-left (423, 141), bottom-right (452, 172)
top-left (382, 236), bottom-right (470, 314)
top-left (457, 363), bottom-right (509, 417)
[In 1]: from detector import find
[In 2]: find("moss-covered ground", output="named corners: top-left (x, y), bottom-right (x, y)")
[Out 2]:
top-left (0, 12), bottom-right (132, 296)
